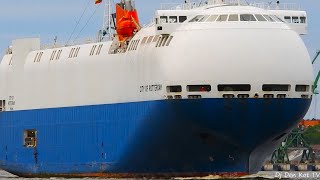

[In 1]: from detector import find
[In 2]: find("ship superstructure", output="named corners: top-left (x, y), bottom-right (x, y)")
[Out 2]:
top-left (0, 0), bottom-right (313, 177)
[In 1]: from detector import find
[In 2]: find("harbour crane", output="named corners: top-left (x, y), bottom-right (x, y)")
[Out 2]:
top-left (267, 50), bottom-right (320, 168)
top-left (312, 50), bottom-right (320, 94)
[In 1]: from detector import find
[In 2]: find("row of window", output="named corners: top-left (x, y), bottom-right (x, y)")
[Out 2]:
top-left (90, 44), bottom-right (103, 56)
top-left (167, 84), bottom-right (310, 93)
top-left (128, 35), bottom-right (174, 51)
top-left (157, 16), bottom-right (187, 24)
top-left (34, 52), bottom-right (44, 63)
top-left (50, 50), bottom-right (61, 61)
top-left (128, 39), bottom-right (140, 51)
top-left (34, 44), bottom-right (104, 63)
top-left (189, 14), bottom-right (284, 23)
top-left (167, 93), bottom-right (310, 100)
top-left (156, 35), bottom-right (174, 47)
top-left (141, 35), bottom-right (158, 45)
top-left (284, 16), bottom-right (306, 24)
top-left (69, 47), bottom-right (81, 58)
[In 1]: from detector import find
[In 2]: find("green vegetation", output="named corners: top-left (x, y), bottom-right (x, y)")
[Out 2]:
top-left (303, 125), bottom-right (320, 145)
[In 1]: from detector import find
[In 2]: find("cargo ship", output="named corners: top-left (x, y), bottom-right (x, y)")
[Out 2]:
top-left (0, 0), bottom-right (314, 178)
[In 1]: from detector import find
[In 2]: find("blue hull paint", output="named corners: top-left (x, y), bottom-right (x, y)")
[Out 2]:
top-left (0, 98), bottom-right (311, 177)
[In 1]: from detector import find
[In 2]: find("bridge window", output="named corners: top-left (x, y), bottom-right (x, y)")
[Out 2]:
top-left (295, 85), bottom-right (309, 92)
top-left (160, 16), bottom-right (168, 23)
top-left (263, 84), bottom-right (290, 91)
top-left (263, 15), bottom-right (275, 22)
top-left (228, 14), bottom-right (239, 21)
top-left (190, 15), bottom-right (204, 22)
top-left (255, 14), bottom-right (267, 21)
top-left (179, 16), bottom-right (187, 23)
top-left (218, 84), bottom-right (251, 91)
top-left (167, 85), bottom-right (182, 93)
top-left (240, 14), bottom-right (256, 21)
top-left (216, 15), bottom-right (228, 22)
top-left (271, 15), bottom-right (284, 22)
top-left (292, 16), bottom-right (299, 23)
top-left (284, 16), bottom-right (291, 23)
top-left (187, 85), bottom-right (211, 92)
top-left (300, 17), bottom-right (306, 23)
top-left (24, 130), bottom-right (37, 148)
top-left (199, 15), bottom-right (210, 22)
top-left (169, 16), bottom-right (178, 23)
top-left (206, 15), bottom-right (218, 22)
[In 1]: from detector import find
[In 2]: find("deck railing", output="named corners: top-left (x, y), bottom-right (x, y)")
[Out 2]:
top-left (160, 0), bottom-right (301, 10)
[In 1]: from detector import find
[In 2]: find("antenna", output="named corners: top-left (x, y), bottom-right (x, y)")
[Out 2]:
top-left (54, 36), bottom-right (58, 47)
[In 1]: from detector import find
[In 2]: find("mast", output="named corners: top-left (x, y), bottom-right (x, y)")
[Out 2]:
top-left (99, 0), bottom-right (115, 41)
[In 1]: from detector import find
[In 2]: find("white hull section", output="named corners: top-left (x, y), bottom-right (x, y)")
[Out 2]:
top-left (0, 4), bottom-right (313, 111)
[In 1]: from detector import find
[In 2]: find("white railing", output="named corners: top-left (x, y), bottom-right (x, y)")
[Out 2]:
top-left (251, 2), bottom-right (301, 10)
top-left (160, 2), bottom-right (203, 10)
top-left (160, 0), bottom-right (301, 10)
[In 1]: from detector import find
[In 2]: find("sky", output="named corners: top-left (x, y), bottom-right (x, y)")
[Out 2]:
top-left (0, 0), bottom-right (319, 117)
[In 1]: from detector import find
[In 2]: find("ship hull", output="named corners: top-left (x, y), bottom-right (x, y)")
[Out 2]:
top-left (0, 98), bottom-right (311, 177)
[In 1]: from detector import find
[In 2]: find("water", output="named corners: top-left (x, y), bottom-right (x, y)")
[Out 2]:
top-left (1, 170), bottom-right (320, 180)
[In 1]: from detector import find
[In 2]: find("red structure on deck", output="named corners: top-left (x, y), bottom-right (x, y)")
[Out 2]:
top-left (299, 119), bottom-right (320, 128)
top-left (116, 1), bottom-right (140, 42)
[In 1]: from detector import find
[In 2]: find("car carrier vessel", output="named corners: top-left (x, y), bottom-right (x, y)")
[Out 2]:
top-left (0, 0), bottom-right (314, 178)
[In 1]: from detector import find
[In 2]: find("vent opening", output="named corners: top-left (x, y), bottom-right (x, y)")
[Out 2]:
top-left (223, 94), bottom-right (235, 98)
top-left (188, 95), bottom-right (202, 99)
top-left (237, 94), bottom-right (249, 98)
top-left (263, 84), bottom-right (290, 91)
top-left (167, 86), bottom-right (182, 93)
top-left (24, 130), bottom-right (37, 148)
top-left (187, 85), bottom-right (211, 92)
top-left (295, 85), bottom-right (309, 92)
top-left (0, 100), bottom-right (5, 112)
top-left (218, 84), bottom-right (251, 91)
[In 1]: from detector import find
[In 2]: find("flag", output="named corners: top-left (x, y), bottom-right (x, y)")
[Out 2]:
top-left (95, 0), bottom-right (102, 4)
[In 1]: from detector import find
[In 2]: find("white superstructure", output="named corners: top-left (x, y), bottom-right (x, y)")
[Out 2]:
top-left (0, 1), bottom-right (313, 112)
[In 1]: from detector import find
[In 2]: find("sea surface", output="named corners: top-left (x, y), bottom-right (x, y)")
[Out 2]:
top-left (1, 170), bottom-right (320, 180)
